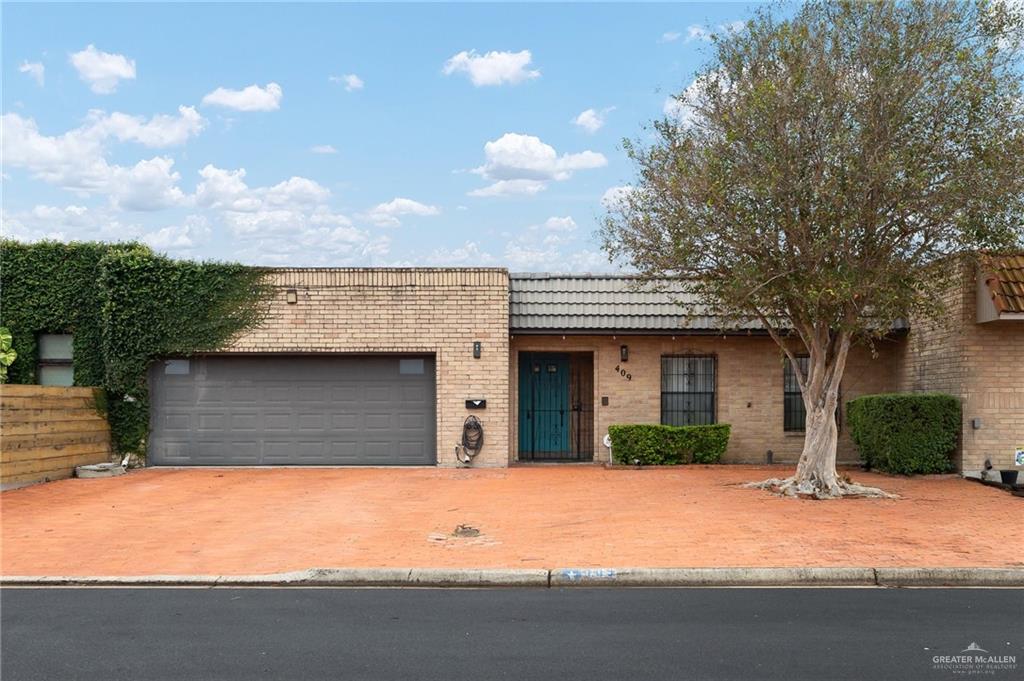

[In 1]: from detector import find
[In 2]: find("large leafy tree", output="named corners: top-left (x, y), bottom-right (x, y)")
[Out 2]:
top-left (602, 0), bottom-right (1024, 498)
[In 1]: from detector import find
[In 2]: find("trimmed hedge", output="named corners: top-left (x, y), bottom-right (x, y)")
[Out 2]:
top-left (608, 424), bottom-right (731, 465)
top-left (846, 392), bottom-right (960, 475)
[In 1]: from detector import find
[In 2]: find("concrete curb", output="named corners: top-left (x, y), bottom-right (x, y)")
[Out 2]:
top-left (874, 567), bottom-right (1024, 587)
top-left (0, 568), bottom-right (550, 588)
top-left (549, 567), bottom-right (877, 587)
top-left (3, 567), bottom-right (1022, 588)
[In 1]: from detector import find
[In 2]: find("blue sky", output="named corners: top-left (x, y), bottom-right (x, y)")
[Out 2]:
top-left (2, 2), bottom-right (762, 270)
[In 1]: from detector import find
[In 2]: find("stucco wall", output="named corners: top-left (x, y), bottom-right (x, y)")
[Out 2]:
top-left (228, 268), bottom-right (511, 467)
top-left (509, 334), bottom-right (900, 464)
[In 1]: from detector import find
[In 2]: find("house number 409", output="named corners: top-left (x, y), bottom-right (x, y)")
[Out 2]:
top-left (614, 365), bottom-right (632, 381)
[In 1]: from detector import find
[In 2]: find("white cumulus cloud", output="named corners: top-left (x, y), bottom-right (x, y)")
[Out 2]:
top-left (418, 241), bottom-right (497, 267)
top-left (142, 215), bottom-right (212, 252)
top-left (310, 144), bottom-right (337, 154)
top-left (601, 185), bottom-right (634, 210)
top-left (363, 197), bottom-right (441, 227)
top-left (443, 49), bottom-right (540, 86)
top-left (664, 70), bottom-right (730, 127)
top-left (1, 111), bottom-right (196, 209)
top-left (469, 132), bottom-right (606, 197)
top-left (542, 216), bottom-right (577, 231)
top-left (572, 107), bottom-right (613, 134)
top-left (467, 179), bottom-right (547, 198)
top-left (87, 106), bottom-right (206, 147)
top-left (69, 45), bottom-right (136, 94)
top-left (194, 165), bottom-right (330, 213)
top-left (111, 157), bottom-right (186, 211)
top-left (659, 31), bottom-right (682, 43)
top-left (201, 82), bottom-right (283, 112)
top-left (19, 61), bottom-right (45, 87)
top-left (188, 165), bottom-right (383, 265)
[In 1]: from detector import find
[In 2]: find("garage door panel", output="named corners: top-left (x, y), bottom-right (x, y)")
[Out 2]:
top-left (228, 442), bottom-right (260, 463)
top-left (149, 355), bottom-right (436, 465)
top-left (264, 386), bottom-right (293, 403)
top-left (165, 385), bottom-right (194, 405)
top-left (297, 413), bottom-right (326, 429)
top-left (230, 413), bottom-right (260, 431)
top-left (163, 413), bottom-right (191, 431)
top-left (363, 442), bottom-right (392, 459)
top-left (401, 385), bottom-right (427, 402)
top-left (331, 386), bottom-right (358, 402)
top-left (198, 413), bottom-right (227, 431)
top-left (332, 414), bottom-right (358, 430)
top-left (398, 413), bottom-right (425, 430)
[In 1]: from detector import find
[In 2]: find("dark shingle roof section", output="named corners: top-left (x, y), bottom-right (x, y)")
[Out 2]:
top-left (509, 273), bottom-right (761, 332)
top-left (983, 253), bottom-right (1024, 314)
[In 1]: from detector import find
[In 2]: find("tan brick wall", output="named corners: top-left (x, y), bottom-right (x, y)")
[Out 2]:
top-left (896, 262), bottom-right (1024, 470)
top-left (1, 385), bottom-right (112, 489)
top-left (509, 334), bottom-right (900, 464)
top-left (227, 268), bottom-right (511, 467)
top-left (961, 319), bottom-right (1024, 470)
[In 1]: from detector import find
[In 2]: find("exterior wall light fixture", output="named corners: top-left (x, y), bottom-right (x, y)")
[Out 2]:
top-left (620, 344), bottom-right (629, 362)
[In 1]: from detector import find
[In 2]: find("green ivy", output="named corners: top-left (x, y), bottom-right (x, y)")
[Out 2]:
top-left (608, 423), bottom-right (731, 465)
top-left (0, 240), bottom-right (273, 457)
top-left (846, 392), bottom-right (960, 475)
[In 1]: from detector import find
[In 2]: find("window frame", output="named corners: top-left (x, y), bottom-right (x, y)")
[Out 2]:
top-left (37, 333), bottom-right (75, 386)
top-left (660, 354), bottom-right (717, 426)
top-left (783, 355), bottom-right (810, 432)
top-left (783, 355), bottom-right (842, 433)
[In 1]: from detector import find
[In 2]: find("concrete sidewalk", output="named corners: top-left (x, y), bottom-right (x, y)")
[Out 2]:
top-left (2, 466), bottom-right (1021, 578)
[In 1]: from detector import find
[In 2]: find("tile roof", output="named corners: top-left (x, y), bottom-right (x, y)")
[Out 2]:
top-left (509, 273), bottom-right (762, 332)
top-left (982, 254), bottom-right (1024, 314)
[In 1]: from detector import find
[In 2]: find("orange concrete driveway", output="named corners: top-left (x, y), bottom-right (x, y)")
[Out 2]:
top-left (2, 466), bottom-right (1020, 576)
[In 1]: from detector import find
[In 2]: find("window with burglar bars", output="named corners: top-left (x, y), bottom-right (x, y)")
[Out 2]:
top-left (783, 356), bottom-right (810, 432)
top-left (660, 355), bottom-right (716, 426)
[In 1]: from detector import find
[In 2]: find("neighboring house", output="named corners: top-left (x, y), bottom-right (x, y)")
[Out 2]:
top-left (895, 254), bottom-right (1024, 472)
top-left (35, 257), bottom-right (1023, 471)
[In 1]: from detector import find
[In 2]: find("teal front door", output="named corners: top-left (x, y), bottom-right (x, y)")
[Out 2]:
top-left (519, 353), bottom-right (570, 457)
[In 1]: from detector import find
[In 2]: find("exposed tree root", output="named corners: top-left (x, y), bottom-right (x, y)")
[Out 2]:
top-left (744, 476), bottom-right (899, 500)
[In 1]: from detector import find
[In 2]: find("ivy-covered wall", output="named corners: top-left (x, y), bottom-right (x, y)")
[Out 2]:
top-left (0, 240), bottom-right (273, 457)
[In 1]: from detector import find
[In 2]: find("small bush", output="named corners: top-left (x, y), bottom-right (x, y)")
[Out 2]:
top-left (846, 392), bottom-right (960, 475)
top-left (608, 424), bottom-right (731, 465)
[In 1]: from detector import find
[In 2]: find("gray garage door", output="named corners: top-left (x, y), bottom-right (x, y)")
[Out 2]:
top-left (148, 355), bottom-right (436, 465)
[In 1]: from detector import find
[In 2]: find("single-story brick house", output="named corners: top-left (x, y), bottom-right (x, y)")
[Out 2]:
top-left (34, 256), bottom-right (1024, 471)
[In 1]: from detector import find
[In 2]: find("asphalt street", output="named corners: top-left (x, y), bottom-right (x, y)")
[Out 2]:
top-left (2, 587), bottom-right (1021, 680)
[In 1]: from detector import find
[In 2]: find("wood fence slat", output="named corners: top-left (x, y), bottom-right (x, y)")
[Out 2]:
top-left (1, 452), bottom-right (110, 478)
top-left (0, 385), bottom-right (114, 487)
top-left (1, 420), bottom-right (111, 437)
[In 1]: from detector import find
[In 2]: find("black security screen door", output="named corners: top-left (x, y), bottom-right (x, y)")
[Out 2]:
top-left (518, 352), bottom-right (594, 461)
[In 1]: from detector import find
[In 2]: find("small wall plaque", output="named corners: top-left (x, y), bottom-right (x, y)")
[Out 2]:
top-left (466, 399), bottom-right (486, 409)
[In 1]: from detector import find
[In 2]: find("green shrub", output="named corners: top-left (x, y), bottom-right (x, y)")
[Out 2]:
top-left (846, 392), bottom-right (960, 475)
top-left (608, 423), bottom-right (731, 465)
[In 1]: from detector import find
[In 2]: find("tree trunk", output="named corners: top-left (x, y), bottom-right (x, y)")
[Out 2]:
top-left (790, 380), bottom-right (843, 497)
top-left (746, 327), bottom-right (896, 499)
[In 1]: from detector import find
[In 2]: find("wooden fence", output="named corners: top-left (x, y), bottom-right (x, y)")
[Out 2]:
top-left (1, 385), bottom-right (112, 490)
